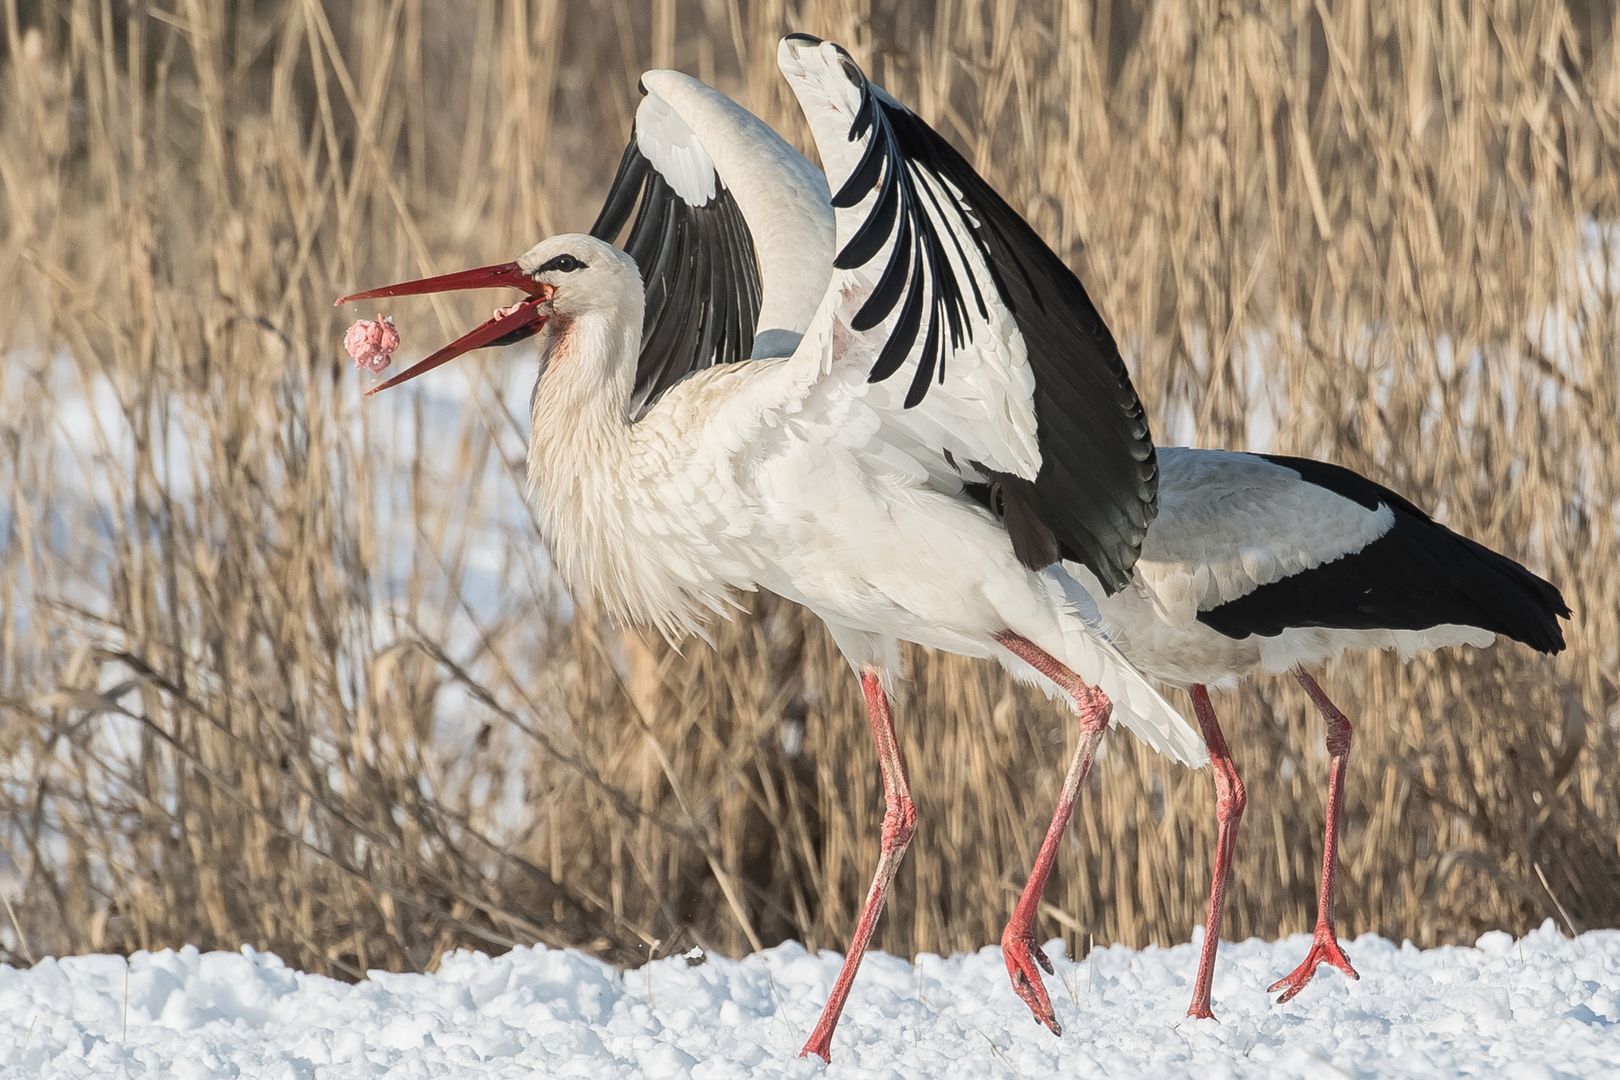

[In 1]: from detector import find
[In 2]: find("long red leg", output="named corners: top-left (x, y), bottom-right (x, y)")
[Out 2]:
top-left (993, 631), bottom-right (1114, 1036)
top-left (800, 670), bottom-right (916, 1061)
top-left (1185, 684), bottom-right (1246, 1020)
top-left (1269, 669), bottom-right (1360, 1002)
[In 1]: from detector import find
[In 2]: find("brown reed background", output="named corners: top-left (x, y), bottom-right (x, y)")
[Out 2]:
top-left (1, 0), bottom-right (1616, 980)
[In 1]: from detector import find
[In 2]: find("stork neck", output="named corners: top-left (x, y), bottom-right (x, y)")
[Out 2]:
top-left (526, 298), bottom-right (644, 523)
top-left (531, 303), bottom-right (641, 424)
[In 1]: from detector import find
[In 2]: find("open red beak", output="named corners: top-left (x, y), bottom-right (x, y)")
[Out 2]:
top-left (335, 262), bottom-right (552, 395)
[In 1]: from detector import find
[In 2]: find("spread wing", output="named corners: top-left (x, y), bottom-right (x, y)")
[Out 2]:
top-left (589, 71), bottom-right (833, 416)
top-left (777, 35), bottom-right (1158, 594)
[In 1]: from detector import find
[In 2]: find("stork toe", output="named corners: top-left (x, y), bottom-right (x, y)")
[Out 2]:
top-left (1001, 925), bottom-right (1061, 1035)
top-left (1269, 927), bottom-right (1359, 1002)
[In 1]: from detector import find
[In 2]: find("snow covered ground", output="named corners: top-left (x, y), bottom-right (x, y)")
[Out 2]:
top-left (2, 923), bottom-right (1617, 1078)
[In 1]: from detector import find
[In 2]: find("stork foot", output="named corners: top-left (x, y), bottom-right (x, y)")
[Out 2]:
top-left (1185, 992), bottom-right (1218, 1021)
top-left (799, 1032), bottom-right (833, 1062)
top-left (1268, 924), bottom-right (1358, 1003)
top-left (1001, 923), bottom-right (1062, 1035)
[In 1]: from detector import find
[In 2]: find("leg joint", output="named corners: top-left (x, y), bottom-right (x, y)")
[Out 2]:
top-left (1296, 671), bottom-right (1354, 758)
top-left (1217, 775), bottom-right (1247, 823)
top-left (881, 797), bottom-right (917, 853)
top-left (1324, 715), bottom-right (1353, 758)
top-left (1075, 684), bottom-right (1112, 735)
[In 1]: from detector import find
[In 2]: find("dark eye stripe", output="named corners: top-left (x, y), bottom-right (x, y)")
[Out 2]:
top-left (538, 254), bottom-right (586, 274)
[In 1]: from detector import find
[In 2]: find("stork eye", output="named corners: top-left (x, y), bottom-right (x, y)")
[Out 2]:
top-left (538, 254), bottom-right (586, 274)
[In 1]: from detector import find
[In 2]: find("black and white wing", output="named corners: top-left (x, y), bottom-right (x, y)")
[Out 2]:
top-left (776, 35), bottom-right (1158, 594)
top-left (590, 71), bottom-right (833, 415)
top-left (1136, 449), bottom-right (1569, 654)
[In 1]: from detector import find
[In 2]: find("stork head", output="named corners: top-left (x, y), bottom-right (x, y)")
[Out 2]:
top-left (515, 235), bottom-right (642, 324)
top-left (336, 233), bottom-right (641, 395)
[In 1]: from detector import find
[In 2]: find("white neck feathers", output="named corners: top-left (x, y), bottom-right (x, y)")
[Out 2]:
top-left (523, 298), bottom-right (748, 641)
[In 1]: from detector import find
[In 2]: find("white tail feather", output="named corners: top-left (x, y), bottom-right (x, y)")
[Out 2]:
top-left (1008, 576), bottom-right (1208, 767)
top-left (1078, 631), bottom-right (1209, 767)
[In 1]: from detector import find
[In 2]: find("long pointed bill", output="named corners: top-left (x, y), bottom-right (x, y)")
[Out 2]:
top-left (335, 261), bottom-right (535, 305)
top-left (335, 261), bottom-right (552, 395)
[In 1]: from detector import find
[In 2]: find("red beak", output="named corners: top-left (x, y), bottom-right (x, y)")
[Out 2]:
top-left (335, 261), bottom-right (552, 395)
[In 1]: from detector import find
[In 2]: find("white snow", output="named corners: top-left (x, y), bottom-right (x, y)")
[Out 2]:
top-left (3, 923), bottom-right (1617, 1078)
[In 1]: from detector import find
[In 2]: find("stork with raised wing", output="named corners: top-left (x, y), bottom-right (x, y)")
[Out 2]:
top-left (338, 36), bottom-right (1206, 1060)
top-left (526, 53), bottom-right (1573, 1029)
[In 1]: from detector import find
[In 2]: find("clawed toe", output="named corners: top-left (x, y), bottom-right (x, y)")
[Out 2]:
top-left (1002, 928), bottom-right (1062, 1035)
top-left (1269, 928), bottom-right (1358, 1003)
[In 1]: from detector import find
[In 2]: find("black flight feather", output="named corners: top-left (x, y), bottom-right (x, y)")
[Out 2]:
top-left (829, 67), bottom-right (1157, 593)
top-left (590, 117), bottom-right (763, 415)
top-left (1199, 455), bottom-right (1570, 653)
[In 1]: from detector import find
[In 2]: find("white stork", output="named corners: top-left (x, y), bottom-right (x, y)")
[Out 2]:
top-left (338, 36), bottom-right (1207, 1060)
top-left (464, 48), bottom-right (1574, 1030)
top-left (549, 51), bottom-right (1575, 1028)
top-left (1072, 449), bottom-right (1568, 1018)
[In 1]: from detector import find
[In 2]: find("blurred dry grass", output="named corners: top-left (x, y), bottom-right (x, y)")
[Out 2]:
top-left (1, 0), bottom-right (1616, 980)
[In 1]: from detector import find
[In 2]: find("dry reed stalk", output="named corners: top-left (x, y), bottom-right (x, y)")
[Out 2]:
top-left (0, 0), bottom-right (1614, 977)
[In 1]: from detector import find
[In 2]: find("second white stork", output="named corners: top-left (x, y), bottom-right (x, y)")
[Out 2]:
top-left (1068, 448), bottom-right (1569, 1018)
top-left (338, 36), bottom-right (1206, 1060)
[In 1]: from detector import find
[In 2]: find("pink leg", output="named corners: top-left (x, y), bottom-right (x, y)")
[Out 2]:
top-left (1185, 684), bottom-right (1246, 1020)
top-left (993, 631), bottom-right (1114, 1036)
top-left (800, 670), bottom-right (916, 1061)
top-left (1269, 669), bottom-right (1360, 1002)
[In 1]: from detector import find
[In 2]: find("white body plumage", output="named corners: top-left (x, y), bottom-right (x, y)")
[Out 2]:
top-left (521, 235), bottom-right (1200, 762)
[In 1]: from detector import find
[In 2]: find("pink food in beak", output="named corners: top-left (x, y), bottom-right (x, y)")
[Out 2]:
top-left (343, 315), bottom-right (400, 373)
top-left (335, 261), bottom-right (552, 395)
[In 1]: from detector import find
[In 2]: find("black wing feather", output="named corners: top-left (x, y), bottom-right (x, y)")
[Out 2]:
top-left (590, 118), bottom-right (763, 414)
top-left (866, 243), bottom-right (926, 384)
top-left (1198, 456), bottom-right (1570, 653)
top-left (854, 206), bottom-right (913, 332)
top-left (833, 71), bottom-right (1157, 592)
